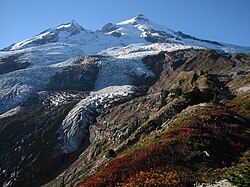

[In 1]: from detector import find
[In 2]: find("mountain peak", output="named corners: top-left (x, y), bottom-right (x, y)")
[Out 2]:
top-left (70, 19), bottom-right (78, 24)
top-left (117, 14), bottom-right (150, 25)
top-left (70, 20), bottom-right (83, 28)
top-left (56, 20), bottom-right (84, 31)
top-left (134, 14), bottom-right (149, 22)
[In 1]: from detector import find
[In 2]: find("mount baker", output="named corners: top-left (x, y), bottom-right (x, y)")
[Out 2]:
top-left (0, 14), bottom-right (250, 187)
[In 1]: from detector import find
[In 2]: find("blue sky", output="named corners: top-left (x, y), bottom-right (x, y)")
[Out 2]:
top-left (0, 0), bottom-right (250, 49)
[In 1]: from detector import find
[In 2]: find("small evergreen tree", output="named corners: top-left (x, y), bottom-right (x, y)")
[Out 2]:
top-left (106, 149), bottom-right (116, 158)
top-left (191, 72), bottom-right (199, 85)
top-left (173, 87), bottom-right (183, 98)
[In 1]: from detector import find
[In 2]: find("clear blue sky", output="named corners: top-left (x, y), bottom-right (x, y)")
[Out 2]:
top-left (0, 0), bottom-right (250, 49)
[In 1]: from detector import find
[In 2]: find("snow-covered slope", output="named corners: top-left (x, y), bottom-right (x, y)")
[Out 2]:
top-left (8, 20), bottom-right (87, 51)
top-left (101, 14), bottom-right (250, 54)
top-left (0, 14), bottom-right (249, 113)
top-left (1, 14), bottom-right (250, 68)
top-left (1, 14), bottom-right (250, 117)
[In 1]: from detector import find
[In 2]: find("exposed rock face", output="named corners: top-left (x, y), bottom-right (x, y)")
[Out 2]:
top-left (48, 63), bottom-right (99, 91)
top-left (0, 56), bottom-right (100, 115)
top-left (135, 14), bottom-right (150, 22)
top-left (109, 31), bottom-right (122, 37)
top-left (144, 49), bottom-right (250, 94)
top-left (0, 54), bottom-right (30, 75)
top-left (0, 91), bottom-right (86, 187)
top-left (176, 31), bottom-right (223, 46)
top-left (101, 23), bottom-right (118, 33)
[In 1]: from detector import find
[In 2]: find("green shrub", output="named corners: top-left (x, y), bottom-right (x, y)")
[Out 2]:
top-left (191, 72), bottom-right (199, 85)
top-left (126, 121), bottom-right (141, 138)
top-left (60, 176), bottom-right (65, 187)
top-left (171, 87), bottom-right (183, 98)
top-left (183, 86), bottom-right (202, 102)
top-left (224, 157), bottom-right (250, 187)
top-left (179, 78), bottom-right (184, 86)
top-left (207, 81), bottom-right (220, 103)
top-left (225, 166), bottom-right (250, 187)
top-left (242, 99), bottom-right (250, 111)
top-left (212, 94), bottom-right (220, 104)
top-left (159, 96), bottom-right (167, 109)
top-left (200, 69), bottom-right (206, 76)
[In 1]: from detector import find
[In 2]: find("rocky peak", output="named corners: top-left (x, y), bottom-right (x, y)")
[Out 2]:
top-left (134, 14), bottom-right (149, 23)
top-left (100, 23), bottom-right (118, 33)
top-left (117, 14), bottom-right (150, 25)
top-left (55, 20), bottom-right (85, 33)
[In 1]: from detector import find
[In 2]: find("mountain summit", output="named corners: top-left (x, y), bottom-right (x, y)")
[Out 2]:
top-left (3, 14), bottom-right (250, 54)
top-left (134, 13), bottom-right (150, 22)
top-left (7, 20), bottom-right (87, 51)
top-left (117, 14), bottom-right (150, 24)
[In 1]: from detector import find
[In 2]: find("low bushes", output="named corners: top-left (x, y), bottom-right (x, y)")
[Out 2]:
top-left (80, 101), bottom-right (250, 186)
top-left (224, 157), bottom-right (250, 187)
top-left (121, 170), bottom-right (180, 187)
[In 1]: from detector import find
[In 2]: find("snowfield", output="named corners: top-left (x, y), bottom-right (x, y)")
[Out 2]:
top-left (98, 43), bottom-right (203, 59)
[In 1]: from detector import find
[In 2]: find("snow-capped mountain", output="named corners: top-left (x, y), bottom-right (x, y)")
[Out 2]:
top-left (1, 14), bottom-right (250, 142)
top-left (1, 15), bottom-right (250, 187)
top-left (6, 20), bottom-right (87, 51)
top-left (1, 14), bottom-right (250, 66)
top-left (1, 14), bottom-right (250, 133)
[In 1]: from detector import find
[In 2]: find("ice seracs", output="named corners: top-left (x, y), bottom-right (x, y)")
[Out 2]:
top-left (58, 85), bottom-right (136, 153)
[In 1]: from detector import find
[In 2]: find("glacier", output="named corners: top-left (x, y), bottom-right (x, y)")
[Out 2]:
top-left (1, 14), bottom-right (250, 154)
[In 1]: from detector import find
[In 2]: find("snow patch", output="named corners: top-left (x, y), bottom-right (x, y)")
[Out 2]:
top-left (57, 23), bottom-right (73, 29)
top-left (0, 106), bottom-right (21, 120)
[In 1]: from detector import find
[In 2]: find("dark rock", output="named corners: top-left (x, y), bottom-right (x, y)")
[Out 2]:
top-left (176, 31), bottom-right (223, 46)
top-left (109, 32), bottom-right (122, 37)
top-left (0, 92), bottom-right (86, 187)
top-left (0, 54), bottom-right (30, 74)
top-left (48, 63), bottom-right (99, 91)
top-left (101, 23), bottom-right (118, 33)
top-left (134, 14), bottom-right (149, 23)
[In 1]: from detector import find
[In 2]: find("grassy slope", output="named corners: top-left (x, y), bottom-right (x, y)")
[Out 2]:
top-left (78, 93), bottom-right (250, 187)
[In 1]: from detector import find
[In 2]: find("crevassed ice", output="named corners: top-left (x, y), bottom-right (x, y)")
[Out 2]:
top-left (58, 85), bottom-right (136, 153)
